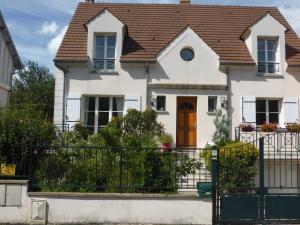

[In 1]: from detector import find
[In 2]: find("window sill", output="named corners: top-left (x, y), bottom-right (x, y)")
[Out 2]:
top-left (96, 70), bottom-right (119, 75)
top-left (256, 73), bottom-right (284, 79)
top-left (207, 111), bottom-right (217, 115)
top-left (157, 110), bottom-right (169, 114)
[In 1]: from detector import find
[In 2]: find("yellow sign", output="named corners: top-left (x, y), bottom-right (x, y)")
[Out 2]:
top-left (0, 164), bottom-right (16, 176)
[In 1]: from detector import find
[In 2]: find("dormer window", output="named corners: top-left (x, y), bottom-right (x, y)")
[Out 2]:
top-left (257, 38), bottom-right (279, 74)
top-left (94, 35), bottom-right (116, 71)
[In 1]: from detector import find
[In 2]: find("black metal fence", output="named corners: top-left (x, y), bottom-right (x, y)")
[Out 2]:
top-left (17, 146), bottom-right (210, 193)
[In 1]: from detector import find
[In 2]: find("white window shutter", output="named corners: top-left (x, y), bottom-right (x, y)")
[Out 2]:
top-left (241, 96), bottom-right (256, 124)
top-left (283, 97), bottom-right (299, 124)
top-left (66, 93), bottom-right (81, 128)
top-left (124, 95), bottom-right (141, 114)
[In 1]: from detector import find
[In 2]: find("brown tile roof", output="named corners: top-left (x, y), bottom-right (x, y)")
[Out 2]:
top-left (55, 2), bottom-right (300, 66)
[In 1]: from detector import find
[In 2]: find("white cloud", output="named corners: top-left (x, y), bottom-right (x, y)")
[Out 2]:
top-left (37, 21), bottom-right (59, 35)
top-left (47, 25), bottom-right (68, 56)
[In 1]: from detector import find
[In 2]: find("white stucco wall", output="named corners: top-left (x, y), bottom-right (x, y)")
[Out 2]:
top-left (0, 181), bottom-right (212, 225)
top-left (230, 66), bottom-right (300, 135)
top-left (0, 30), bottom-right (14, 107)
top-left (34, 195), bottom-right (211, 225)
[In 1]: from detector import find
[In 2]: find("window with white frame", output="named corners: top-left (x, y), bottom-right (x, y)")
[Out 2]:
top-left (257, 38), bottom-right (278, 74)
top-left (156, 96), bottom-right (166, 111)
top-left (208, 96), bottom-right (217, 113)
top-left (256, 99), bottom-right (280, 125)
top-left (84, 96), bottom-right (124, 133)
top-left (94, 35), bottom-right (116, 71)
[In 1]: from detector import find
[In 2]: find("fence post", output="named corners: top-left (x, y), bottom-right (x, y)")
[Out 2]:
top-left (28, 145), bottom-right (32, 192)
top-left (211, 146), bottom-right (218, 225)
top-left (259, 137), bottom-right (266, 225)
top-left (119, 148), bottom-right (124, 193)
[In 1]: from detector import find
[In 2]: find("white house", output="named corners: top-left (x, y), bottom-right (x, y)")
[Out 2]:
top-left (54, 0), bottom-right (300, 148)
top-left (0, 11), bottom-right (22, 107)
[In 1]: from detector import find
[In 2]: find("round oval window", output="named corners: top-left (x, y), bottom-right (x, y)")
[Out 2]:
top-left (180, 48), bottom-right (194, 61)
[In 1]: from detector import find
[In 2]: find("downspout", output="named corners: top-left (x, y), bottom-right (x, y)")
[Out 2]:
top-left (225, 64), bottom-right (231, 139)
top-left (145, 62), bottom-right (150, 108)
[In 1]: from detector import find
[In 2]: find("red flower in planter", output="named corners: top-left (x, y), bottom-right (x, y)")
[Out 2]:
top-left (239, 123), bottom-right (255, 132)
top-left (261, 123), bottom-right (278, 132)
top-left (286, 124), bottom-right (300, 133)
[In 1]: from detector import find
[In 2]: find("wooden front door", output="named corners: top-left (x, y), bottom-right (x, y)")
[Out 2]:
top-left (176, 97), bottom-right (197, 147)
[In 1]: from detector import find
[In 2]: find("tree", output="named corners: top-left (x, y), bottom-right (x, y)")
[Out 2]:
top-left (10, 61), bottom-right (55, 120)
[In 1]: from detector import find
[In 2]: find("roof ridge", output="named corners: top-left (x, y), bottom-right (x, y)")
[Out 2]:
top-left (79, 1), bottom-right (277, 9)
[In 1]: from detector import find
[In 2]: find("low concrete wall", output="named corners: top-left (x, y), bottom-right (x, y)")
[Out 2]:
top-left (0, 180), bottom-right (212, 225)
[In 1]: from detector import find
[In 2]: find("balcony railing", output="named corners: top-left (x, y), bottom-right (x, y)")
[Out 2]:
top-left (257, 62), bottom-right (280, 74)
top-left (93, 58), bottom-right (116, 72)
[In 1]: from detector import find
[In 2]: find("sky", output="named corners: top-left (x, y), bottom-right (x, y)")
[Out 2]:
top-left (1, 0), bottom-right (300, 74)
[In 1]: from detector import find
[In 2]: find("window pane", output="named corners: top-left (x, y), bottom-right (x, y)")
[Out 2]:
top-left (269, 100), bottom-right (279, 112)
top-left (96, 47), bottom-right (104, 59)
top-left (112, 112), bottom-right (123, 119)
top-left (96, 36), bottom-right (105, 46)
top-left (258, 51), bottom-right (265, 62)
top-left (99, 97), bottom-right (109, 111)
top-left (267, 51), bottom-right (276, 62)
top-left (208, 97), bottom-right (217, 112)
top-left (268, 63), bottom-right (276, 73)
top-left (157, 96), bottom-right (166, 111)
top-left (256, 113), bottom-right (266, 125)
top-left (85, 97), bottom-right (95, 111)
top-left (267, 40), bottom-right (276, 51)
top-left (85, 112), bottom-right (95, 126)
top-left (256, 100), bottom-right (266, 112)
top-left (269, 113), bottom-right (279, 124)
top-left (258, 39), bottom-right (265, 51)
top-left (106, 59), bottom-right (115, 70)
top-left (107, 36), bottom-right (116, 47)
top-left (258, 63), bottom-right (266, 73)
top-left (113, 97), bottom-right (124, 111)
top-left (98, 112), bottom-right (109, 126)
top-left (107, 47), bottom-right (115, 58)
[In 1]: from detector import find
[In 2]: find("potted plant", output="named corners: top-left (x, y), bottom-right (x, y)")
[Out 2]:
top-left (239, 123), bottom-right (255, 132)
top-left (261, 123), bottom-right (278, 132)
top-left (286, 123), bottom-right (300, 133)
top-left (160, 133), bottom-right (173, 149)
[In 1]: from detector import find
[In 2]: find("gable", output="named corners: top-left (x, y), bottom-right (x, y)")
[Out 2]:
top-left (153, 27), bottom-right (226, 85)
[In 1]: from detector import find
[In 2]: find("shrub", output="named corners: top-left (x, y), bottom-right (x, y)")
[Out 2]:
top-left (286, 124), bottom-right (300, 133)
top-left (159, 133), bottom-right (173, 144)
top-left (0, 107), bottom-right (57, 174)
top-left (261, 123), bottom-right (278, 132)
top-left (212, 110), bottom-right (230, 147)
top-left (239, 123), bottom-right (255, 132)
top-left (202, 141), bottom-right (259, 193)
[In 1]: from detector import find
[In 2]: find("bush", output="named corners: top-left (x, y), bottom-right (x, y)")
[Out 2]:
top-left (0, 107), bottom-right (57, 174)
top-left (203, 141), bottom-right (259, 193)
top-left (159, 133), bottom-right (173, 144)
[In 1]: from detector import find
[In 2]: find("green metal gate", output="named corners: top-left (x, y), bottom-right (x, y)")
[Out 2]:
top-left (213, 132), bottom-right (300, 225)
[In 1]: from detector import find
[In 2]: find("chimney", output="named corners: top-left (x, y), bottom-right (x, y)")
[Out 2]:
top-left (85, 0), bottom-right (94, 3)
top-left (180, 0), bottom-right (191, 4)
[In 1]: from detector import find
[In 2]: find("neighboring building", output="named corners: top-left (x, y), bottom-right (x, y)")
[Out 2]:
top-left (54, 0), bottom-right (300, 147)
top-left (0, 11), bottom-right (22, 107)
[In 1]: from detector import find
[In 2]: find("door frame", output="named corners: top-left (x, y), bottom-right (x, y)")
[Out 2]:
top-left (176, 96), bottom-right (197, 148)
